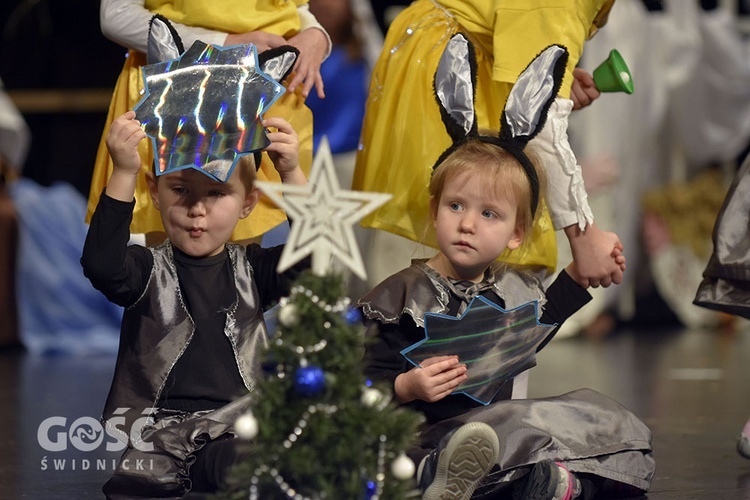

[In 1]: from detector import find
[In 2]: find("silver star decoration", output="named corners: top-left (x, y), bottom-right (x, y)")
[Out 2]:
top-left (402, 297), bottom-right (557, 405)
top-left (256, 137), bottom-right (391, 280)
top-left (134, 41), bottom-right (285, 182)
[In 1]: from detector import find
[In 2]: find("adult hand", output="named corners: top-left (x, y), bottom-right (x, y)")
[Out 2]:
top-left (285, 28), bottom-right (327, 99)
top-left (225, 31), bottom-right (287, 53)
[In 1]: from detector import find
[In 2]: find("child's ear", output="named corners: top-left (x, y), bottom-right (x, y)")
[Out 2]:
top-left (506, 226), bottom-right (525, 251)
top-left (145, 171), bottom-right (160, 210)
top-left (240, 188), bottom-right (260, 219)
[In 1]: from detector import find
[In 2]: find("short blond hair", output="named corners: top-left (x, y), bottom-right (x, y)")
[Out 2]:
top-left (429, 138), bottom-right (546, 238)
top-left (236, 153), bottom-right (258, 194)
top-left (152, 152), bottom-right (259, 194)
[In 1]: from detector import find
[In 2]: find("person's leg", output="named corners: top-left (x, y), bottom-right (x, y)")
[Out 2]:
top-left (418, 422), bottom-right (500, 500)
top-left (511, 460), bottom-right (583, 500)
top-left (739, 418), bottom-right (750, 459)
top-left (189, 437), bottom-right (248, 493)
top-left (419, 389), bottom-right (654, 496)
top-left (103, 446), bottom-right (189, 499)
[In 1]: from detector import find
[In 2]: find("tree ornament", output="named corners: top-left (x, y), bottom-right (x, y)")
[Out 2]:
top-left (294, 365), bottom-right (326, 396)
top-left (234, 412), bottom-right (259, 439)
top-left (278, 302), bottom-right (300, 327)
top-left (255, 138), bottom-right (391, 278)
top-left (364, 479), bottom-right (377, 499)
top-left (361, 387), bottom-right (385, 408)
top-left (344, 306), bottom-right (363, 325)
top-left (390, 453), bottom-right (415, 480)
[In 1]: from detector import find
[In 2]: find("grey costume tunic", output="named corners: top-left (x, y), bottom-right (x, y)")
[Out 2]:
top-left (694, 154), bottom-right (750, 319)
top-left (98, 242), bottom-right (266, 498)
top-left (358, 261), bottom-right (655, 494)
top-left (102, 242), bottom-right (268, 445)
top-left (82, 193), bottom-right (301, 498)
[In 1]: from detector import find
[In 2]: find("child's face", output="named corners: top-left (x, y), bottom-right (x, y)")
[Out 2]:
top-left (433, 171), bottom-right (523, 281)
top-left (147, 167), bottom-right (258, 257)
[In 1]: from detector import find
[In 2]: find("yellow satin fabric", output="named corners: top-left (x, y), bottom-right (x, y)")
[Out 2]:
top-left (87, 1), bottom-right (313, 241)
top-left (86, 0), bottom-right (313, 241)
top-left (144, 0), bottom-right (306, 36)
top-left (353, 0), bottom-right (608, 273)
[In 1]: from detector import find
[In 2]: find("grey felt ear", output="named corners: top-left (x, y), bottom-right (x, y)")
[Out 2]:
top-left (258, 46), bottom-right (300, 83)
top-left (434, 33), bottom-right (478, 142)
top-left (500, 45), bottom-right (568, 145)
top-left (147, 15), bottom-right (184, 64)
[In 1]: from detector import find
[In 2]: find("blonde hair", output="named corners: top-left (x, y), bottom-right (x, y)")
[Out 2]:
top-left (236, 153), bottom-right (258, 194)
top-left (429, 138), bottom-right (546, 242)
top-left (155, 154), bottom-right (258, 194)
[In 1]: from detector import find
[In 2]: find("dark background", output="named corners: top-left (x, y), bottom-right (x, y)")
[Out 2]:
top-left (0, 0), bottom-right (413, 199)
top-left (1, 0), bottom-right (747, 198)
top-left (1, 0), bottom-right (125, 197)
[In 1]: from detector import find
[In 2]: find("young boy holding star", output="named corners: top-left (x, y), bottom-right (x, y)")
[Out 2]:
top-left (81, 110), bottom-right (306, 498)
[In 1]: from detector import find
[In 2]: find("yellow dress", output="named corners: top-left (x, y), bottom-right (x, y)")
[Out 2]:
top-left (87, 0), bottom-right (313, 241)
top-left (352, 0), bottom-right (609, 272)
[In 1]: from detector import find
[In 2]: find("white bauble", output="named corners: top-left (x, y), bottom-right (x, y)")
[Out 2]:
top-left (234, 413), bottom-right (259, 439)
top-left (278, 303), bottom-right (299, 327)
top-left (360, 387), bottom-right (384, 408)
top-left (391, 453), bottom-right (415, 480)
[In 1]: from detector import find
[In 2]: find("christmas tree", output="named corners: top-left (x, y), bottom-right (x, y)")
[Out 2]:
top-left (219, 139), bottom-right (423, 499)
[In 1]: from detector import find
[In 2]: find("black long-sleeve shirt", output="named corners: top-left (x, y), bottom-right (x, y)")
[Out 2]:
top-left (81, 192), bottom-right (301, 412)
top-left (360, 263), bottom-right (591, 425)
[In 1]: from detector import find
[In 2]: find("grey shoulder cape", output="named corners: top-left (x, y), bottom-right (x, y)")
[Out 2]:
top-left (357, 260), bottom-right (546, 328)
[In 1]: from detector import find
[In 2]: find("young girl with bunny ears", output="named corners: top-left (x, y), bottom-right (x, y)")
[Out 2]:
top-left (354, 0), bottom-right (622, 291)
top-left (358, 35), bottom-right (653, 500)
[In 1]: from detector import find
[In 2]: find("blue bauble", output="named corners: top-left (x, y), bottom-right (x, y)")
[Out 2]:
top-left (294, 366), bottom-right (326, 396)
top-left (344, 306), bottom-right (363, 325)
top-left (363, 479), bottom-right (377, 499)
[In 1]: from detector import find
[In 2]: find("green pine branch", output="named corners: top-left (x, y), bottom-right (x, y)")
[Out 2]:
top-left (218, 271), bottom-right (422, 500)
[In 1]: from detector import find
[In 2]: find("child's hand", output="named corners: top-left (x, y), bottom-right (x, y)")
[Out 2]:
top-left (612, 243), bottom-right (626, 273)
top-left (285, 28), bottom-right (327, 99)
top-left (571, 68), bottom-right (601, 111)
top-left (225, 31), bottom-right (287, 53)
top-left (105, 111), bottom-right (146, 177)
top-left (394, 355), bottom-right (467, 404)
top-left (263, 117), bottom-right (306, 185)
top-left (104, 111), bottom-right (146, 202)
top-left (565, 223), bottom-right (624, 288)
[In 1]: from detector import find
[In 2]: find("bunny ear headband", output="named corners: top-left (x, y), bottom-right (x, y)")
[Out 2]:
top-left (134, 15), bottom-right (299, 182)
top-left (433, 33), bottom-right (569, 217)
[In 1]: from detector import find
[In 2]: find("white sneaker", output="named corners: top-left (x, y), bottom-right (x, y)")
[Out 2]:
top-left (419, 422), bottom-right (500, 500)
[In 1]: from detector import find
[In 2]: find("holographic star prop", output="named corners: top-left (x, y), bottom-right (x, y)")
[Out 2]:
top-left (401, 297), bottom-right (557, 405)
top-left (255, 137), bottom-right (391, 280)
top-left (134, 41), bottom-right (286, 182)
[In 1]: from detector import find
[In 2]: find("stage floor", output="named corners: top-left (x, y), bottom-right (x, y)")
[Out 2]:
top-left (1, 324), bottom-right (748, 499)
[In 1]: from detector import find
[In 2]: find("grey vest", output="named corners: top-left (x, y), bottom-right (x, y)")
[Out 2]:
top-left (102, 242), bottom-right (268, 444)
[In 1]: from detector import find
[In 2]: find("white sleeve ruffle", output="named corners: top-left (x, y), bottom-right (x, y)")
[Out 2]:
top-left (100, 0), bottom-right (225, 54)
top-left (99, 0), bottom-right (330, 58)
top-left (530, 98), bottom-right (594, 231)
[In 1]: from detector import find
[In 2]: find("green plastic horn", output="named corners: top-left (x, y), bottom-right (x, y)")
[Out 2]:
top-left (593, 49), bottom-right (634, 94)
